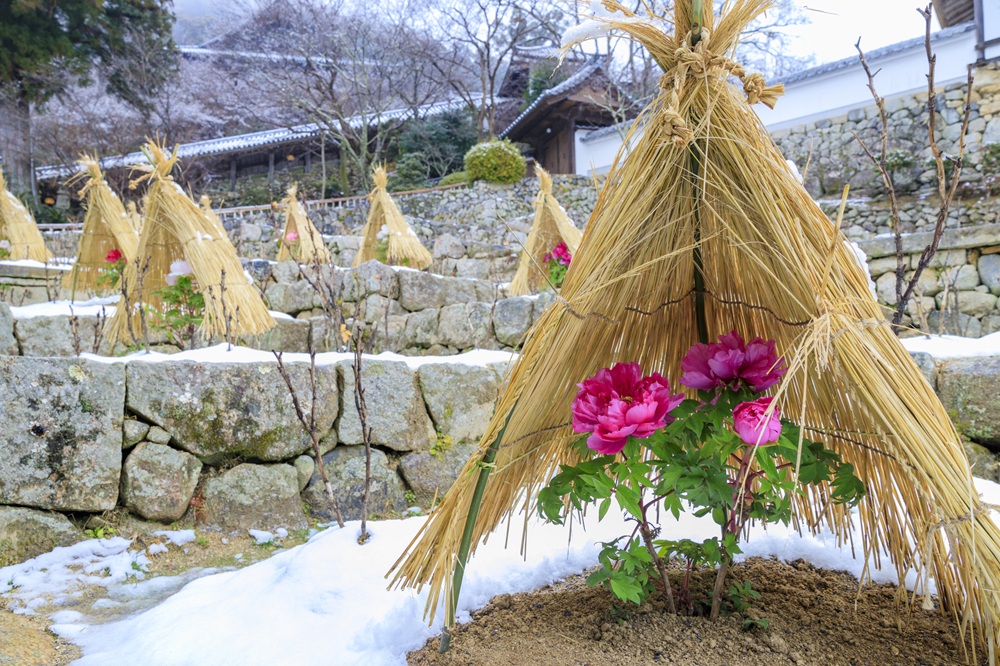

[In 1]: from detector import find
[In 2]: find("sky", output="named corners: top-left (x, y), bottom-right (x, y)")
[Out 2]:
top-left (171, 0), bottom-right (944, 68)
top-left (790, 1), bottom-right (942, 65)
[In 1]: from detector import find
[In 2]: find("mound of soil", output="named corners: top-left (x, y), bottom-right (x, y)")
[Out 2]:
top-left (409, 557), bottom-right (984, 666)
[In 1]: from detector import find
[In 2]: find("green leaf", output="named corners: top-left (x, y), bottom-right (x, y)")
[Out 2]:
top-left (598, 497), bottom-right (611, 520)
top-left (615, 484), bottom-right (643, 520)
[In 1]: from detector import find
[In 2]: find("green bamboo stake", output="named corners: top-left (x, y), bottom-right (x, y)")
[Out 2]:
top-left (439, 406), bottom-right (515, 653)
top-left (689, 0), bottom-right (709, 347)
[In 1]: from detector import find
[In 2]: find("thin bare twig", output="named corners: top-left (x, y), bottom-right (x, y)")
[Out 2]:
top-left (273, 350), bottom-right (345, 528)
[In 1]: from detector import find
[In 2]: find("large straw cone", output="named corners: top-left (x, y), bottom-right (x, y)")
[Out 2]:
top-left (106, 142), bottom-right (275, 345)
top-left (126, 201), bottom-right (143, 232)
top-left (63, 157), bottom-right (140, 296)
top-left (390, 1), bottom-right (1000, 657)
top-left (508, 166), bottom-right (584, 295)
top-left (0, 171), bottom-right (52, 263)
top-left (354, 166), bottom-right (432, 269)
top-left (198, 196), bottom-right (228, 240)
top-left (277, 185), bottom-right (332, 264)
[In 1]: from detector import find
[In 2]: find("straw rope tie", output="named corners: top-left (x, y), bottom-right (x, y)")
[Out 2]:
top-left (669, 36), bottom-right (783, 109)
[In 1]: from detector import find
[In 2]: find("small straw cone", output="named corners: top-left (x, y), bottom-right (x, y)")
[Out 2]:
top-left (354, 166), bottom-right (432, 269)
top-left (508, 166), bottom-right (584, 295)
top-left (276, 185), bottom-right (332, 264)
top-left (62, 156), bottom-right (140, 296)
top-left (389, 1), bottom-right (1000, 659)
top-left (106, 141), bottom-right (275, 345)
top-left (0, 171), bottom-right (52, 262)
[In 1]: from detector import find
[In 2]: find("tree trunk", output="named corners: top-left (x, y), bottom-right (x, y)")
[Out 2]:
top-left (0, 88), bottom-right (33, 198)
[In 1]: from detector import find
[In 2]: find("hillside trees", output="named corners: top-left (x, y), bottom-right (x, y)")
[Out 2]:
top-left (0, 0), bottom-right (177, 199)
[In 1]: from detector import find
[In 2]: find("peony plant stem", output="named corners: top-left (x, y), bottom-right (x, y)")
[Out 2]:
top-left (639, 518), bottom-right (676, 613)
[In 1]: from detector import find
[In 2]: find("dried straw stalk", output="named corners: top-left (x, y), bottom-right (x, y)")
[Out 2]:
top-left (63, 156), bottom-right (140, 295)
top-left (354, 166), bottom-right (432, 269)
top-left (0, 171), bottom-right (52, 262)
top-left (106, 142), bottom-right (275, 345)
top-left (198, 196), bottom-right (229, 240)
top-left (508, 166), bottom-right (584, 295)
top-left (126, 201), bottom-right (143, 233)
top-left (277, 185), bottom-right (332, 264)
top-left (389, 1), bottom-right (1000, 659)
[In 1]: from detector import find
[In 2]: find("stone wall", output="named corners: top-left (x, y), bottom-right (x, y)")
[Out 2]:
top-left (1, 260), bottom-right (555, 357)
top-left (773, 62), bottom-right (1000, 199)
top-left (3, 349), bottom-right (1000, 567)
top-left (855, 224), bottom-right (1000, 337)
top-left (0, 353), bottom-right (511, 565)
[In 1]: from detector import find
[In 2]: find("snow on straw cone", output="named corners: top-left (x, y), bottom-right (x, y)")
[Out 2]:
top-left (276, 185), bottom-right (331, 264)
top-left (389, 1), bottom-right (1000, 657)
top-left (62, 156), bottom-right (139, 296)
top-left (508, 166), bottom-right (583, 295)
top-left (0, 171), bottom-right (52, 263)
top-left (354, 166), bottom-right (432, 270)
top-left (106, 141), bottom-right (275, 346)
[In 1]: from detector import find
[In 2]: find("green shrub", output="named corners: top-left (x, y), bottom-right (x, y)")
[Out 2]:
top-left (389, 152), bottom-right (428, 191)
top-left (438, 170), bottom-right (470, 186)
top-left (464, 139), bottom-right (526, 184)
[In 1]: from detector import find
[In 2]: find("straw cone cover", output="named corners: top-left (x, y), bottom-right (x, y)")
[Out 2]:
top-left (389, 1), bottom-right (1000, 657)
top-left (106, 141), bottom-right (275, 345)
top-left (0, 171), bottom-right (52, 262)
top-left (277, 185), bottom-right (332, 264)
top-left (354, 166), bottom-right (432, 270)
top-left (63, 156), bottom-right (139, 295)
top-left (508, 166), bottom-right (584, 296)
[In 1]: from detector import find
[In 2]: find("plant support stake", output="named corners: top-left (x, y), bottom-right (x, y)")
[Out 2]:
top-left (439, 406), bottom-right (515, 653)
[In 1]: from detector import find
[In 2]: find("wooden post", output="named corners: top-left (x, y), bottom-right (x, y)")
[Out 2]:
top-left (229, 158), bottom-right (237, 193)
top-left (268, 152), bottom-right (275, 187)
top-left (305, 149), bottom-right (312, 174)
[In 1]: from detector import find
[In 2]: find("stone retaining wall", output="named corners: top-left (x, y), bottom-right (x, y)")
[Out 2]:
top-left (3, 349), bottom-right (1000, 568)
top-left (855, 224), bottom-right (1000, 336)
top-left (0, 353), bottom-right (511, 565)
top-left (773, 62), bottom-right (1000, 200)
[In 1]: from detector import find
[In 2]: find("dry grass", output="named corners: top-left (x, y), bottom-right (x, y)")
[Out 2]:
top-left (389, 1), bottom-right (1000, 661)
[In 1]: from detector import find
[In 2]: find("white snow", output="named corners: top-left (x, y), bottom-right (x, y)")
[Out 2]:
top-left (0, 258), bottom-right (73, 270)
top-left (247, 530), bottom-right (274, 545)
top-left (4, 477), bottom-right (996, 665)
top-left (152, 530), bottom-right (196, 547)
top-left (10, 296), bottom-right (118, 319)
top-left (81, 342), bottom-right (517, 371)
top-left (902, 330), bottom-right (1000, 358)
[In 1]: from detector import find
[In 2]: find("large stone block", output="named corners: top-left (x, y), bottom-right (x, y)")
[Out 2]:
top-left (264, 281), bottom-right (318, 315)
top-left (438, 303), bottom-right (490, 350)
top-left (0, 303), bottom-right (17, 355)
top-left (337, 358), bottom-right (435, 452)
top-left (402, 308), bottom-right (439, 348)
top-left (248, 316), bottom-right (311, 353)
top-left (0, 357), bottom-right (124, 511)
top-left (0, 506), bottom-right (82, 566)
top-left (493, 296), bottom-right (534, 347)
top-left (979, 254), bottom-right (1000, 296)
top-left (14, 315), bottom-right (104, 357)
top-left (203, 463), bottom-right (306, 532)
top-left (398, 270), bottom-right (445, 311)
top-left (126, 361), bottom-right (338, 463)
top-left (399, 442), bottom-right (478, 506)
top-left (938, 358), bottom-right (1000, 445)
top-left (417, 363), bottom-right (500, 443)
top-left (342, 261), bottom-right (399, 302)
top-left (121, 443), bottom-right (202, 522)
top-left (303, 446), bottom-right (407, 521)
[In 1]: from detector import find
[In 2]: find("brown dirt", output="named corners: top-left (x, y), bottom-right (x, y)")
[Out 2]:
top-left (409, 557), bottom-right (985, 666)
top-left (0, 597), bottom-right (79, 665)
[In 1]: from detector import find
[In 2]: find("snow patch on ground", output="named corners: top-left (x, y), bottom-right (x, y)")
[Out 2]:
top-left (902, 331), bottom-right (1000, 358)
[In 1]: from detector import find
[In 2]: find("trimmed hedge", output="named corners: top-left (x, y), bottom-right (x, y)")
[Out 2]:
top-left (464, 140), bottom-right (526, 184)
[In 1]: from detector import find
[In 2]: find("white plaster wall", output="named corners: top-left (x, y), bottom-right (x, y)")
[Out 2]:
top-left (575, 27), bottom-right (980, 176)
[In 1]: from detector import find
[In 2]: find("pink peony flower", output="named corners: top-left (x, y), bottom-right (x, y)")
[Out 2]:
top-left (285, 231), bottom-right (300, 242)
top-left (545, 242), bottom-right (572, 267)
top-left (732, 397), bottom-right (782, 446)
top-left (572, 362), bottom-right (685, 455)
top-left (680, 331), bottom-right (786, 393)
top-left (105, 249), bottom-right (124, 264)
